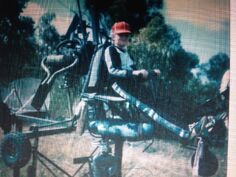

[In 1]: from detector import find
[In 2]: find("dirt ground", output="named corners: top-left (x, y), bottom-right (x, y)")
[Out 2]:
top-left (0, 129), bottom-right (227, 177)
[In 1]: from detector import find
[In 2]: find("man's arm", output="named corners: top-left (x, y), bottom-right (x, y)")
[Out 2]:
top-left (104, 47), bottom-right (133, 78)
top-left (104, 47), bottom-right (158, 80)
top-left (220, 70), bottom-right (230, 93)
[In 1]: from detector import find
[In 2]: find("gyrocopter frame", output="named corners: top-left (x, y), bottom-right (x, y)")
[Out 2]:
top-left (0, 1), bottom-right (228, 177)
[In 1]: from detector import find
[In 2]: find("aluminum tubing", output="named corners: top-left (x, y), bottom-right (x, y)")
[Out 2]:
top-left (112, 82), bottom-right (190, 139)
top-left (88, 119), bottom-right (155, 141)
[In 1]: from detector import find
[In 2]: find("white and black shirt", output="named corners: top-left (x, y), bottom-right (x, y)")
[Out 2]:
top-left (104, 45), bottom-right (136, 78)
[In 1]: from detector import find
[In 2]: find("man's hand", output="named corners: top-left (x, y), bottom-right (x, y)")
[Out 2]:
top-left (132, 69), bottom-right (149, 79)
top-left (153, 69), bottom-right (161, 76)
top-left (133, 69), bottom-right (161, 79)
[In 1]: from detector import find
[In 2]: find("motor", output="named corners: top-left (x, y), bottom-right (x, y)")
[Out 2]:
top-left (91, 140), bottom-right (118, 177)
top-left (88, 119), bottom-right (155, 141)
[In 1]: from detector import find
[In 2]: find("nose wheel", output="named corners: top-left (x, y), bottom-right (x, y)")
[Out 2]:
top-left (191, 138), bottom-right (218, 177)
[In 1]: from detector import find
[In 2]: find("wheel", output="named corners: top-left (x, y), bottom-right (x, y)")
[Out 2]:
top-left (1, 132), bottom-right (32, 168)
top-left (191, 148), bottom-right (218, 176)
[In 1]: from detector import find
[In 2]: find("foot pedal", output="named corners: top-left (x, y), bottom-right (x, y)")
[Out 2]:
top-left (73, 157), bottom-right (90, 164)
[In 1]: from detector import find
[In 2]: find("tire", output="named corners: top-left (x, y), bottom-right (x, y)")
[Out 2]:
top-left (191, 150), bottom-right (218, 177)
top-left (1, 132), bottom-right (31, 168)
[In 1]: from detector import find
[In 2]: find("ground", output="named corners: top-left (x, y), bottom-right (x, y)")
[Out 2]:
top-left (0, 128), bottom-right (227, 177)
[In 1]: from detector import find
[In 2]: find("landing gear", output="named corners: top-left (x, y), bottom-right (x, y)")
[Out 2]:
top-left (1, 132), bottom-right (31, 169)
top-left (191, 138), bottom-right (218, 177)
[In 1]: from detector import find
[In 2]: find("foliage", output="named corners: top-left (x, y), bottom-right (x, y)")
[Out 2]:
top-left (36, 12), bottom-right (60, 58)
top-left (0, 0), bottom-right (29, 19)
top-left (129, 15), bottom-right (181, 76)
top-left (0, 0), bottom-right (38, 83)
top-left (203, 53), bottom-right (229, 82)
top-left (85, 0), bottom-right (163, 32)
top-left (128, 15), bottom-right (221, 124)
top-left (0, 1), bottom-right (228, 127)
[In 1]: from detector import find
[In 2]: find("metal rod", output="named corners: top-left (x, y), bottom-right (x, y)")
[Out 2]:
top-left (37, 151), bottom-right (72, 177)
top-left (15, 114), bottom-right (58, 125)
top-left (30, 127), bottom-right (39, 177)
top-left (4, 89), bottom-right (15, 103)
top-left (13, 88), bottom-right (23, 107)
top-left (43, 102), bottom-right (49, 114)
top-left (89, 6), bottom-right (99, 44)
top-left (77, 0), bottom-right (87, 44)
top-left (37, 156), bottom-right (58, 177)
top-left (24, 127), bottom-right (76, 139)
top-left (77, 0), bottom-right (82, 24)
top-left (16, 94), bottom-right (35, 113)
top-left (72, 146), bottom-right (99, 177)
top-left (13, 168), bottom-right (20, 177)
top-left (114, 139), bottom-right (124, 177)
top-left (143, 139), bottom-right (154, 152)
top-left (34, 118), bottom-right (73, 129)
top-left (67, 87), bottom-right (73, 118)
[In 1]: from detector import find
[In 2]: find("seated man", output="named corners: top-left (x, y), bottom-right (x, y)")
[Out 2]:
top-left (104, 21), bottom-right (160, 106)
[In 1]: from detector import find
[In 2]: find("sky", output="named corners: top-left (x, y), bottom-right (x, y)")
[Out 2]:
top-left (161, 0), bottom-right (229, 63)
top-left (22, 0), bottom-right (230, 63)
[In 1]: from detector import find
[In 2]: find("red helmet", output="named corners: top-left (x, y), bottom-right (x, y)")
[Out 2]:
top-left (112, 21), bottom-right (131, 34)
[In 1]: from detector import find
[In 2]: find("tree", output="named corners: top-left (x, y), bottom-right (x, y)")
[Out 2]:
top-left (85, 0), bottom-right (163, 33)
top-left (128, 15), bottom-right (183, 76)
top-left (127, 15), bottom-right (218, 125)
top-left (36, 12), bottom-right (60, 58)
top-left (0, 0), bottom-right (37, 83)
top-left (205, 53), bottom-right (229, 82)
top-left (171, 49), bottom-right (199, 79)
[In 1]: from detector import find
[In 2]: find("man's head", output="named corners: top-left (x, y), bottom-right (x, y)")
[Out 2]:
top-left (112, 21), bottom-right (131, 48)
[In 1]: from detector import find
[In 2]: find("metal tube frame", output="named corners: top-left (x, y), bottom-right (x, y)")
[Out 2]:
top-left (10, 120), bottom-right (92, 177)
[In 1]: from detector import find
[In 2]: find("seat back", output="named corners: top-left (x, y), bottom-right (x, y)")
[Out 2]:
top-left (84, 42), bottom-right (110, 93)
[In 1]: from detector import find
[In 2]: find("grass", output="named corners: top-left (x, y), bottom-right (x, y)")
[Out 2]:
top-left (0, 128), bottom-right (227, 177)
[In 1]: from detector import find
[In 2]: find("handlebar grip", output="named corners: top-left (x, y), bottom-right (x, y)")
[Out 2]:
top-left (136, 70), bottom-right (158, 81)
top-left (134, 73), bottom-right (145, 82)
